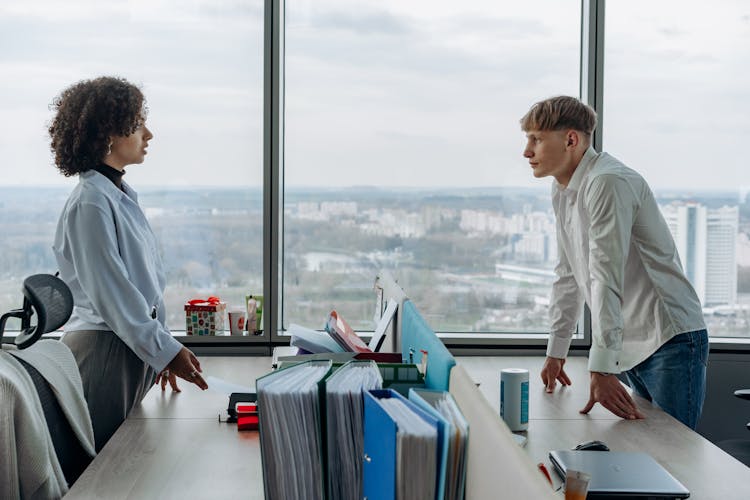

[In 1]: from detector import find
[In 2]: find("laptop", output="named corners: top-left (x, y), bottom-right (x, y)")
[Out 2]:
top-left (548, 450), bottom-right (690, 499)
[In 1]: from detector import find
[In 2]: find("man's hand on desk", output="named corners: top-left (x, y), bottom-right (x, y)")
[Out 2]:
top-left (164, 346), bottom-right (209, 390)
top-left (580, 372), bottom-right (645, 420)
top-left (541, 356), bottom-right (572, 393)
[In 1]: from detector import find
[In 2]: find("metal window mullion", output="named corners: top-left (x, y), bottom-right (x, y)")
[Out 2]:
top-left (581, 0), bottom-right (605, 149)
top-left (580, 0), bottom-right (605, 347)
top-left (264, 0), bottom-right (284, 347)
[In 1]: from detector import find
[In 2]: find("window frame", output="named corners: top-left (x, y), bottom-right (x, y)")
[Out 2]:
top-left (7, 0), bottom-right (749, 354)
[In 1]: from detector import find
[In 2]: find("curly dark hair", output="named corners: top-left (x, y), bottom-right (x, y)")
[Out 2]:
top-left (49, 76), bottom-right (147, 176)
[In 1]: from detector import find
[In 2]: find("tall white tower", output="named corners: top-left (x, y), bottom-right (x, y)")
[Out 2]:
top-left (660, 202), bottom-right (737, 306)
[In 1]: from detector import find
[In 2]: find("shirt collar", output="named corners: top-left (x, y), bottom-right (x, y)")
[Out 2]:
top-left (554, 146), bottom-right (599, 197)
top-left (80, 170), bottom-right (137, 202)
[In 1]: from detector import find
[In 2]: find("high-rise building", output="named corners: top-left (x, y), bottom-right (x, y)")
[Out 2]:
top-left (660, 202), bottom-right (738, 306)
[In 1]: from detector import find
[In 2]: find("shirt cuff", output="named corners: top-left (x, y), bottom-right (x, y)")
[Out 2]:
top-left (149, 334), bottom-right (184, 373)
top-left (587, 345), bottom-right (622, 374)
top-left (546, 333), bottom-right (573, 359)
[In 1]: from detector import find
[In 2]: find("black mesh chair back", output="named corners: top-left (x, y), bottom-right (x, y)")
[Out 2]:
top-left (0, 274), bottom-right (74, 349)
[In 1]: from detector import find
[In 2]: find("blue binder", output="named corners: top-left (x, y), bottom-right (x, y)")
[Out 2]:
top-left (363, 389), bottom-right (440, 500)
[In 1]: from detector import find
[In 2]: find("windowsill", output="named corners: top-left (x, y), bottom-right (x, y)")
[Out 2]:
top-left (6, 331), bottom-right (750, 352)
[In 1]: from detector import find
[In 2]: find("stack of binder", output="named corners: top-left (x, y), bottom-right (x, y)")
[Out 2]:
top-left (256, 360), bottom-right (332, 500)
top-left (324, 360), bottom-right (383, 500)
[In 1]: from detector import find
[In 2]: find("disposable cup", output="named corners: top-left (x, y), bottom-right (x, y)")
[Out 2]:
top-left (228, 307), bottom-right (246, 336)
top-left (564, 469), bottom-right (591, 500)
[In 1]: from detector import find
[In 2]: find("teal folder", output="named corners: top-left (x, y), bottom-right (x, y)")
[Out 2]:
top-left (401, 300), bottom-right (456, 391)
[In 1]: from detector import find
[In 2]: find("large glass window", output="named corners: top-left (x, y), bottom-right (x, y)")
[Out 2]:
top-left (283, 0), bottom-right (581, 333)
top-left (604, 0), bottom-right (750, 338)
top-left (0, 1), bottom-right (263, 333)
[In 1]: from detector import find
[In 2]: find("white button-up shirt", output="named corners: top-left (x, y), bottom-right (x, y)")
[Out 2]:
top-left (53, 170), bottom-right (182, 372)
top-left (547, 147), bottom-right (705, 373)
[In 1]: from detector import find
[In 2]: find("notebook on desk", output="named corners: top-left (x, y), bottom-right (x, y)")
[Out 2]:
top-left (548, 450), bottom-right (690, 499)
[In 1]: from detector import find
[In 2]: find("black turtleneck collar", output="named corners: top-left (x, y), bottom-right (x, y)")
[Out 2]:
top-left (91, 163), bottom-right (126, 191)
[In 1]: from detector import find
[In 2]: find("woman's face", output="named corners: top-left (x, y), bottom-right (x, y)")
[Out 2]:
top-left (107, 120), bottom-right (153, 170)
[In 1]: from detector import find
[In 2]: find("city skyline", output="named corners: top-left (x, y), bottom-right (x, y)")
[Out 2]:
top-left (1, 185), bottom-right (749, 337)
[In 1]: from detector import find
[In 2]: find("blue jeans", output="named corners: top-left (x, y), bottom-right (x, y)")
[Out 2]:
top-left (623, 329), bottom-right (709, 429)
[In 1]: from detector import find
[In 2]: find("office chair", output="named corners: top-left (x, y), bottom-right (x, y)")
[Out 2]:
top-left (0, 273), bottom-right (74, 349)
top-left (717, 389), bottom-right (750, 467)
top-left (0, 273), bottom-right (91, 484)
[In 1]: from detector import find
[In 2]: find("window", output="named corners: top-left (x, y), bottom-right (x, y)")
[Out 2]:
top-left (283, 0), bottom-right (581, 334)
top-left (0, 0), bottom-right (264, 333)
top-left (604, 0), bottom-right (750, 338)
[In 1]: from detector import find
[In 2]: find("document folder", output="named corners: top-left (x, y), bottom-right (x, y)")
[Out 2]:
top-left (324, 361), bottom-right (383, 500)
top-left (409, 389), bottom-right (469, 500)
top-left (363, 389), bottom-right (440, 500)
top-left (401, 300), bottom-right (455, 391)
top-left (256, 360), bottom-right (333, 500)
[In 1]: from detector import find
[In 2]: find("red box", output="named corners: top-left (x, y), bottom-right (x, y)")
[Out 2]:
top-left (184, 298), bottom-right (226, 336)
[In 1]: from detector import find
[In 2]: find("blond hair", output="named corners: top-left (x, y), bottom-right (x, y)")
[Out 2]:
top-left (520, 96), bottom-right (597, 136)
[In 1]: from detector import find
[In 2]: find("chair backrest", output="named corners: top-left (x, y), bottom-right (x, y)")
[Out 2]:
top-left (0, 274), bottom-right (73, 350)
top-left (14, 356), bottom-right (92, 484)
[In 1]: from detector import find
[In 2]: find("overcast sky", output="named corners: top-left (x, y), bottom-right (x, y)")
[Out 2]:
top-left (0, 0), bottom-right (748, 190)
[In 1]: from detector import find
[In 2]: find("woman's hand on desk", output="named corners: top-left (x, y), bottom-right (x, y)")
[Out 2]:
top-left (541, 356), bottom-right (572, 393)
top-left (155, 369), bottom-right (181, 392)
top-left (165, 346), bottom-right (209, 390)
top-left (580, 372), bottom-right (645, 420)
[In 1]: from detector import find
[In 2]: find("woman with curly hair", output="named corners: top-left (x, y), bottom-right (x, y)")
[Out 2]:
top-left (50, 76), bottom-right (208, 451)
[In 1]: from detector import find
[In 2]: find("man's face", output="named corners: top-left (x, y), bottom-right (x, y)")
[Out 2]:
top-left (522, 129), bottom-right (577, 185)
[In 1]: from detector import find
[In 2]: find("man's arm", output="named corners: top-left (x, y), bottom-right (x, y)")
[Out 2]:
top-left (547, 212), bottom-right (585, 353)
top-left (543, 223), bottom-right (584, 391)
top-left (584, 173), bottom-right (635, 374)
top-left (581, 173), bottom-right (643, 419)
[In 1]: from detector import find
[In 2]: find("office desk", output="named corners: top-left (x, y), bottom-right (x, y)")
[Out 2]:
top-left (459, 357), bottom-right (750, 500)
top-left (67, 356), bottom-right (750, 499)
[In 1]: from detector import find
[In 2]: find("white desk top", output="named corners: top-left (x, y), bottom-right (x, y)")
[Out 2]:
top-left (66, 356), bottom-right (750, 500)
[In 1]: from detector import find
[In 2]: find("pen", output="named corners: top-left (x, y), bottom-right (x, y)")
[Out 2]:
top-left (537, 462), bottom-right (553, 487)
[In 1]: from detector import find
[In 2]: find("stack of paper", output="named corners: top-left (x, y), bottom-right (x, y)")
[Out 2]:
top-left (410, 389), bottom-right (469, 500)
top-left (256, 360), bottom-right (332, 500)
top-left (324, 361), bottom-right (383, 500)
top-left (288, 323), bottom-right (345, 354)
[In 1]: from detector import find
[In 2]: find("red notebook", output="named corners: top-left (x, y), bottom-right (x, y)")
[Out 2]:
top-left (325, 310), bottom-right (372, 353)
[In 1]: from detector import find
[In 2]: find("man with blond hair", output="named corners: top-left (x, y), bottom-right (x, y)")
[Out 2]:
top-left (521, 96), bottom-right (708, 429)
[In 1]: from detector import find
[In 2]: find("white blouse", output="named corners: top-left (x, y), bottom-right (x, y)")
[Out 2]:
top-left (53, 170), bottom-right (182, 371)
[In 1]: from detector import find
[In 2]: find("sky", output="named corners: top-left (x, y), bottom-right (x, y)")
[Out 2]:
top-left (0, 0), bottom-right (748, 190)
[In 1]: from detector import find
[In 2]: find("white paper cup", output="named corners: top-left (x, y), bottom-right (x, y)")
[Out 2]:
top-left (228, 307), bottom-right (246, 336)
top-left (500, 368), bottom-right (529, 431)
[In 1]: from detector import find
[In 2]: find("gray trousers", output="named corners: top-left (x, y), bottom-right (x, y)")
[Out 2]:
top-left (61, 330), bottom-right (156, 452)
